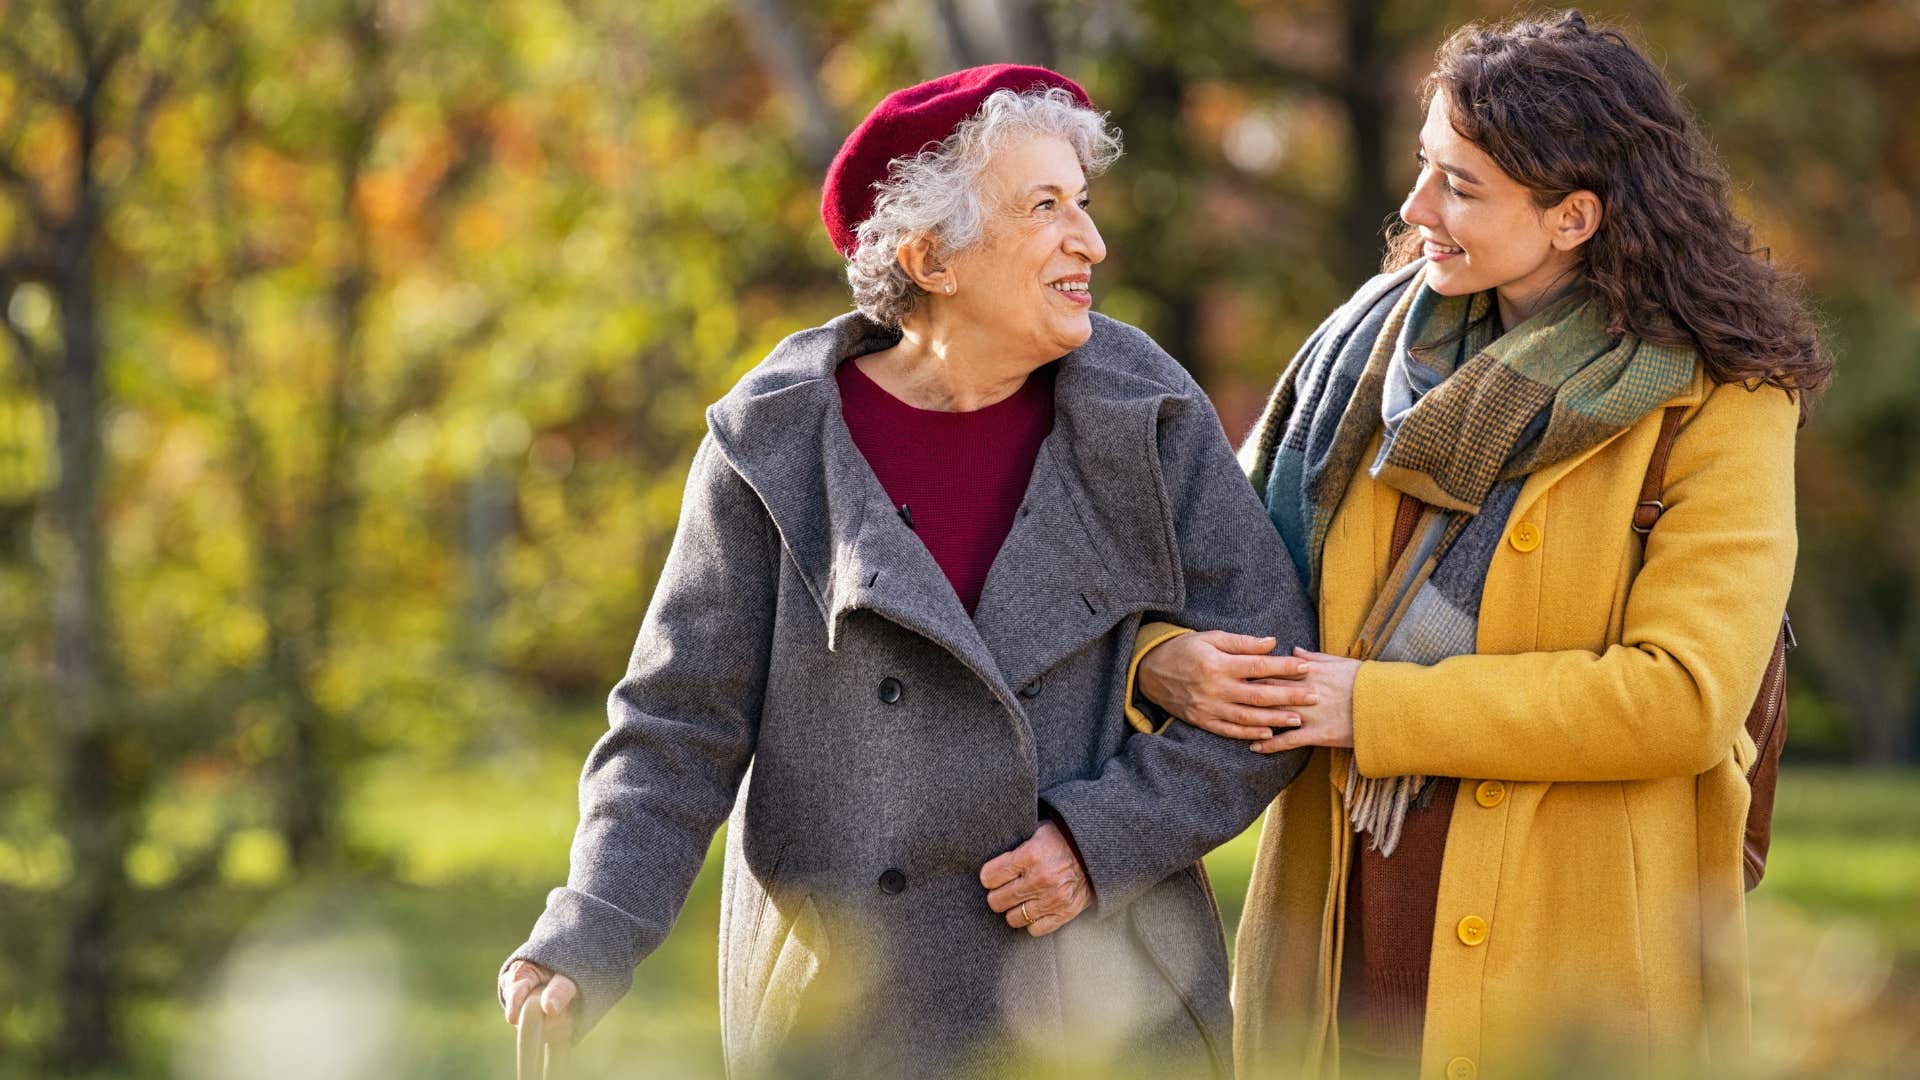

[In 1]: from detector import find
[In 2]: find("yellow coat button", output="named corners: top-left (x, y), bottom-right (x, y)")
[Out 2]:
top-left (1509, 521), bottom-right (1541, 552)
top-left (1457, 915), bottom-right (1489, 946)
top-left (1475, 780), bottom-right (1507, 808)
top-left (1446, 1056), bottom-right (1477, 1080)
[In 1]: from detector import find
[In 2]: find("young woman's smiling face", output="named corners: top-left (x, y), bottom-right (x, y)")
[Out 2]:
top-left (1399, 93), bottom-right (1599, 324)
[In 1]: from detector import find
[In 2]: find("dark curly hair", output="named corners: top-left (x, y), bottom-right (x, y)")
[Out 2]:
top-left (1385, 9), bottom-right (1832, 418)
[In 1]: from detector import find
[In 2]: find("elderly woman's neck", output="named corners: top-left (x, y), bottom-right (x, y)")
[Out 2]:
top-left (855, 322), bottom-right (1042, 412)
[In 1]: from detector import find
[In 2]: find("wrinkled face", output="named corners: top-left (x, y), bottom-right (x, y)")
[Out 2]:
top-left (942, 133), bottom-right (1107, 360)
top-left (1400, 93), bottom-right (1578, 311)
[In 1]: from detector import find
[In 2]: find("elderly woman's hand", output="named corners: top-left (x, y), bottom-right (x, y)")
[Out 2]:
top-left (500, 959), bottom-right (578, 1041)
top-left (979, 820), bottom-right (1091, 936)
top-left (1247, 647), bottom-right (1359, 754)
top-left (1138, 631), bottom-right (1316, 745)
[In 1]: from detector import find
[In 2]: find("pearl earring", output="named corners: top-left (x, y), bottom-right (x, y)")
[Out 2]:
top-left (945, 282), bottom-right (955, 294)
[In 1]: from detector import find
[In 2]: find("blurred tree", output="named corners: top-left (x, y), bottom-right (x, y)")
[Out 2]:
top-left (923, 0), bottom-right (1057, 69)
top-left (1099, 0), bottom-right (1409, 369)
top-left (0, 0), bottom-right (206, 1067)
top-left (1674, 1), bottom-right (1920, 765)
top-left (172, 0), bottom-right (400, 874)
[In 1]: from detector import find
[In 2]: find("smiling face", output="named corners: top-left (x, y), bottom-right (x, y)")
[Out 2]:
top-left (1400, 93), bottom-right (1590, 321)
top-left (940, 133), bottom-right (1107, 362)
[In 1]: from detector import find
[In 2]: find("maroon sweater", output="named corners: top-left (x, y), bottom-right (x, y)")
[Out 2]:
top-left (836, 358), bottom-right (1056, 615)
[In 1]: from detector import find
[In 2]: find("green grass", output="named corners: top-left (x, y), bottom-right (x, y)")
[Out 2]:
top-left (1764, 770), bottom-right (1920, 955)
top-left (9, 759), bottom-right (1914, 1078)
top-left (1742, 770), bottom-right (1920, 1075)
top-left (343, 757), bottom-right (1920, 1079)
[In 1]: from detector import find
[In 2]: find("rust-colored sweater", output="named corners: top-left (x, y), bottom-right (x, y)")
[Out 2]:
top-left (1339, 779), bottom-right (1456, 1066)
top-left (1337, 493), bottom-right (1452, 1069)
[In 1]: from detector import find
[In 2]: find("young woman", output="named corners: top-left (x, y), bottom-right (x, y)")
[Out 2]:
top-left (1131, 11), bottom-right (1830, 1078)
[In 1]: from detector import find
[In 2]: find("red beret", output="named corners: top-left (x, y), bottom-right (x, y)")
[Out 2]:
top-left (821, 64), bottom-right (1093, 257)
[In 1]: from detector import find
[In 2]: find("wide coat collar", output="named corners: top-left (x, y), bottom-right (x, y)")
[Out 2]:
top-left (706, 311), bottom-right (1189, 707)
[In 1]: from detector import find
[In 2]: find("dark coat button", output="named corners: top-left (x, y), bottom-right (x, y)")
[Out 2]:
top-left (1019, 677), bottom-right (1042, 698)
top-left (878, 677), bottom-right (903, 704)
top-left (878, 868), bottom-right (907, 894)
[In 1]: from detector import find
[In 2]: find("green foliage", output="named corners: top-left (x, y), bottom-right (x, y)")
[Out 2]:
top-left (2, 0), bottom-right (1917, 1072)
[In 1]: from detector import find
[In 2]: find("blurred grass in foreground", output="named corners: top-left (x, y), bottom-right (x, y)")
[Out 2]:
top-left (67, 757), bottom-right (1920, 1079)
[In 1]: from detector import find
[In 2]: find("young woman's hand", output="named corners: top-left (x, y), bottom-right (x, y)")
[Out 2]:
top-left (1137, 630), bottom-right (1314, 742)
top-left (1248, 648), bottom-right (1359, 754)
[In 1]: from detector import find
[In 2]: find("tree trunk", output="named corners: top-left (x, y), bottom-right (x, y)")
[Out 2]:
top-left (49, 205), bottom-right (127, 1071)
top-left (731, 0), bottom-right (841, 172)
top-left (1115, 58), bottom-right (1204, 385)
top-left (927, 0), bottom-right (1055, 70)
top-left (1335, 0), bottom-right (1396, 289)
top-left (279, 4), bottom-right (387, 869)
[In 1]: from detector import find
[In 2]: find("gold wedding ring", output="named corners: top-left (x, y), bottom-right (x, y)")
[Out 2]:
top-left (1019, 900), bottom-right (1032, 927)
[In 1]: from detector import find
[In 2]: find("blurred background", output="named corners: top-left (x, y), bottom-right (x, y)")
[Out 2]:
top-left (0, 0), bottom-right (1914, 1076)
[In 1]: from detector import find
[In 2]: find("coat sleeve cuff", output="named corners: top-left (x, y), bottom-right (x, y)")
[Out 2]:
top-left (1037, 786), bottom-right (1159, 914)
top-left (1350, 659), bottom-right (1408, 778)
top-left (1126, 622), bottom-right (1195, 734)
top-left (496, 886), bottom-right (645, 1046)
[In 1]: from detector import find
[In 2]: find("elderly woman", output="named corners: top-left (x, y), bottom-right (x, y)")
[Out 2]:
top-left (495, 65), bottom-right (1316, 1078)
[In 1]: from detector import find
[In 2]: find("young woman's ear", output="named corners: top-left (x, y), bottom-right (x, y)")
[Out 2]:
top-left (895, 234), bottom-right (954, 294)
top-left (1548, 190), bottom-right (1604, 251)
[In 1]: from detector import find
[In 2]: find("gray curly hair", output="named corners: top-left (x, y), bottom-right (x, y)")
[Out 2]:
top-left (847, 86), bottom-right (1123, 328)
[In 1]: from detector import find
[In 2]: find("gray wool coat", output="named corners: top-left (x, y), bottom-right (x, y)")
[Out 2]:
top-left (500, 311), bottom-right (1315, 1078)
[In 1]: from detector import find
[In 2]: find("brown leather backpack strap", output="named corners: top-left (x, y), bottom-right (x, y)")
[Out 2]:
top-left (1633, 406), bottom-right (1688, 535)
top-left (1629, 402), bottom-right (1793, 892)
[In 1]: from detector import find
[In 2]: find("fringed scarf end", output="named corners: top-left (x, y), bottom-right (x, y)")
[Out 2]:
top-left (1343, 757), bottom-right (1428, 858)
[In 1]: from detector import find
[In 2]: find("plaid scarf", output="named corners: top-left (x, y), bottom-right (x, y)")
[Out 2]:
top-left (1246, 264), bottom-right (1696, 854)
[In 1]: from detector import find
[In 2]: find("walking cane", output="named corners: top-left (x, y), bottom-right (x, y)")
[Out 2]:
top-left (516, 998), bottom-right (571, 1080)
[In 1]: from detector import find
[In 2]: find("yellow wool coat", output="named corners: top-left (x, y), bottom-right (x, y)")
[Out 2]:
top-left (1135, 367), bottom-right (1799, 1078)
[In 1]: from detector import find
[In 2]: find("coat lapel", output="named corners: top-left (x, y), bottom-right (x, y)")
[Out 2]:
top-left (968, 439), bottom-right (1127, 694)
top-left (708, 312), bottom-right (1187, 711)
top-left (706, 313), bottom-right (1015, 713)
top-left (971, 353), bottom-right (1184, 692)
top-left (819, 449), bottom-right (1017, 710)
